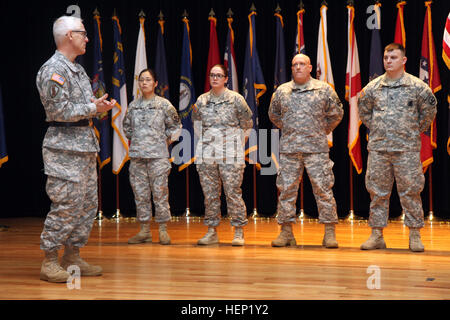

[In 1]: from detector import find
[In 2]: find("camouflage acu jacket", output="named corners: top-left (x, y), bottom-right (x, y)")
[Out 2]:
top-left (269, 79), bottom-right (343, 153)
top-left (358, 72), bottom-right (437, 152)
top-left (123, 95), bottom-right (181, 159)
top-left (36, 51), bottom-right (99, 153)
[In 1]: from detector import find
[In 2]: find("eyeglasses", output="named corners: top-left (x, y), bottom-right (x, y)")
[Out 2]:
top-left (209, 73), bottom-right (226, 79)
top-left (138, 78), bottom-right (154, 83)
top-left (71, 30), bottom-right (88, 38)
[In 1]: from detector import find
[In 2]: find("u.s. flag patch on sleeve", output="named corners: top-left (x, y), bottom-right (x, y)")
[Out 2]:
top-left (51, 73), bottom-right (65, 86)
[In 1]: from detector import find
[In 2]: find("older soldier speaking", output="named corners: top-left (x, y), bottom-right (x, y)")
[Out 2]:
top-left (36, 16), bottom-right (116, 282)
top-left (269, 54), bottom-right (343, 248)
top-left (358, 43), bottom-right (437, 252)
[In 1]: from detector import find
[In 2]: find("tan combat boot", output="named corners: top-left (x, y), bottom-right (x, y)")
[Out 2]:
top-left (61, 246), bottom-right (102, 276)
top-left (271, 223), bottom-right (297, 247)
top-left (197, 227), bottom-right (219, 245)
top-left (409, 228), bottom-right (425, 252)
top-left (128, 223), bottom-right (152, 244)
top-left (40, 250), bottom-right (70, 283)
top-left (231, 227), bottom-right (244, 246)
top-left (159, 223), bottom-right (171, 245)
top-left (322, 223), bottom-right (339, 248)
top-left (360, 228), bottom-right (386, 250)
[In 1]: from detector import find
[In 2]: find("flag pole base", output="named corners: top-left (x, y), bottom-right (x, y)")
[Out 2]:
top-left (344, 210), bottom-right (365, 221)
top-left (297, 209), bottom-right (315, 221)
top-left (0, 225), bottom-right (10, 232)
top-left (111, 209), bottom-right (122, 222)
top-left (426, 211), bottom-right (442, 223)
top-left (251, 208), bottom-right (259, 220)
top-left (184, 207), bottom-right (191, 218)
top-left (95, 210), bottom-right (105, 221)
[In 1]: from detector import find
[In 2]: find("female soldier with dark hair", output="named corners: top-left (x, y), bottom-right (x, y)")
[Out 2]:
top-left (124, 69), bottom-right (181, 245)
top-left (192, 64), bottom-right (253, 246)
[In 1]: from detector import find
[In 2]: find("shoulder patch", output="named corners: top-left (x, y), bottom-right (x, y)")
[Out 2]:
top-left (359, 88), bottom-right (365, 98)
top-left (51, 73), bottom-right (65, 86)
top-left (428, 95), bottom-right (437, 106)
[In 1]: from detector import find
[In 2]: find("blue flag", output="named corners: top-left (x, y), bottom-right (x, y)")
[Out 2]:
top-left (274, 12), bottom-right (287, 89)
top-left (366, 3), bottom-right (383, 142)
top-left (0, 86), bottom-right (7, 168)
top-left (155, 18), bottom-right (170, 100)
top-left (369, 3), bottom-right (383, 81)
top-left (92, 13), bottom-right (111, 169)
top-left (243, 10), bottom-right (266, 166)
top-left (272, 11), bottom-right (287, 170)
top-left (177, 17), bottom-right (196, 171)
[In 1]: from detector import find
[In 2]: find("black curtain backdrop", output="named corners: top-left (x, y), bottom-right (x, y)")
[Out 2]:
top-left (0, 0), bottom-right (448, 219)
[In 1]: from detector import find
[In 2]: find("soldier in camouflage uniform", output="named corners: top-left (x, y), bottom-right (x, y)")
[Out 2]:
top-left (36, 16), bottom-right (116, 282)
top-left (123, 69), bottom-right (181, 245)
top-left (268, 54), bottom-right (343, 248)
top-left (358, 43), bottom-right (437, 252)
top-left (192, 65), bottom-right (253, 246)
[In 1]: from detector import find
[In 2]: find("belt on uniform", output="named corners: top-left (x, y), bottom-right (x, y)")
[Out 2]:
top-left (48, 119), bottom-right (91, 127)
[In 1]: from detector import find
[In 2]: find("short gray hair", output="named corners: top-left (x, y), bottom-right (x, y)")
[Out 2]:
top-left (53, 16), bottom-right (83, 46)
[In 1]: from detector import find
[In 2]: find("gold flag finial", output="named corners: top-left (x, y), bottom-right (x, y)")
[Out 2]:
top-left (275, 3), bottom-right (282, 13)
top-left (299, 1), bottom-right (305, 10)
top-left (158, 10), bottom-right (165, 21)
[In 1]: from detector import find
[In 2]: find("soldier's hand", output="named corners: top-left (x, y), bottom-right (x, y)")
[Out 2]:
top-left (92, 94), bottom-right (115, 113)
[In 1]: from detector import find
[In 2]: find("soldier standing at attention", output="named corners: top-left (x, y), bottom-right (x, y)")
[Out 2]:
top-left (123, 69), bottom-right (181, 245)
top-left (36, 16), bottom-right (116, 282)
top-left (268, 54), bottom-right (343, 248)
top-left (192, 65), bottom-right (253, 246)
top-left (358, 43), bottom-right (437, 252)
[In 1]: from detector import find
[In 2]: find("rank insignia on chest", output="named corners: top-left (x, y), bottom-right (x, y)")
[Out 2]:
top-left (51, 73), bottom-right (65, 86)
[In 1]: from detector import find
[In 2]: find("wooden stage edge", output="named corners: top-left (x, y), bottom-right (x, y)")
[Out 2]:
top-left (0, 217), bottom-right (450, 300)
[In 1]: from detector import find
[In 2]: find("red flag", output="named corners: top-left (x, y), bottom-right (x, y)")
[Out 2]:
top-left (346, 4), bottom-right (362, 174)
top-left (394, 1), bottom-right (406, 47)
top-left (419, 1), bottom-right (441, 171)
top-left (204, 13), bottom-right (221, 92)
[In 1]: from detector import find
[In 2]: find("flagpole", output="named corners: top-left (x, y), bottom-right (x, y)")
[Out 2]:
top-left (347, 159), bottom-right (355, 221)
top-left (184, 166), bottom-right (191, 217)
top-left (251, 164), bottom-right (259, 219)
top-left (249, 3), bottom-right (260, 220)
top-left (426, 166), bottom-right (439, 222)
top-left (95, 165), bottom-right (104, 221)
top-left (112, 175), bottom-right (122, 221)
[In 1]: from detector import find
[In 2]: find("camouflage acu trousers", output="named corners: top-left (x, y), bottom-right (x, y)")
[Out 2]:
top-left (196, 163), bottom-right (248, 227)
top-left (129, 158), bottom-right (172, 223)
top-left (366, 151), bottom-right (425, 228)
top-left (40, 150), bottom-right (97, 251)
top-left (276, 152), bottom-right (338, 225)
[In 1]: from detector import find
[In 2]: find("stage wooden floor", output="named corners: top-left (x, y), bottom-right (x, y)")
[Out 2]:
top-left (1, 216), bottom-right (450, 300)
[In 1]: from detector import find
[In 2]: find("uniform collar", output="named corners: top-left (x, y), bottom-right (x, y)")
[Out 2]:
top-left (208, 88), bottom-right (231, 104)
top-left (380, 72), bottom-right (412, 87)
top-left (55, 50), bottom-right (80, 73)
top-left (291, 78), bottom-right (317, 91)
top-left (139, 95), bottom-right (158, 108)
